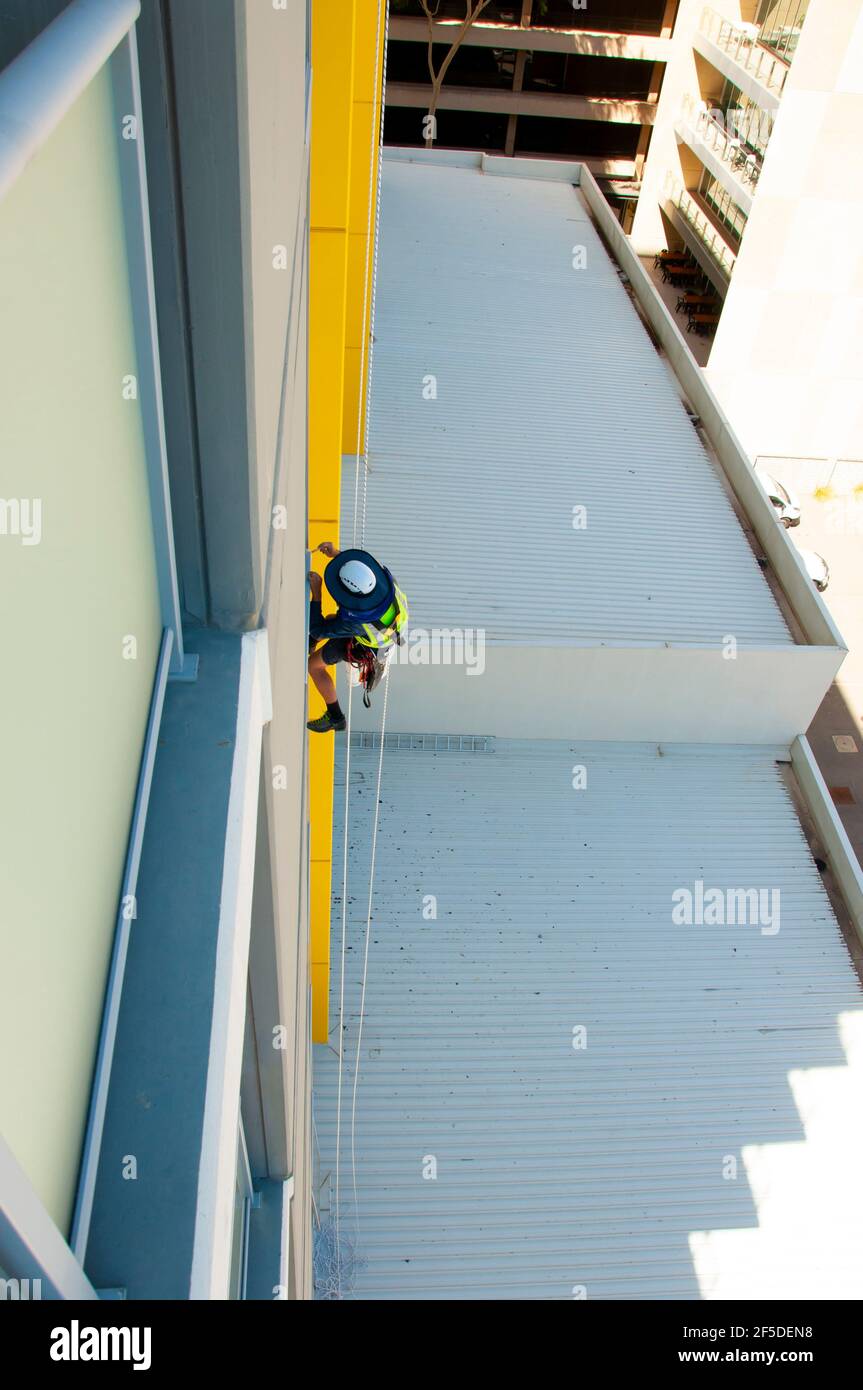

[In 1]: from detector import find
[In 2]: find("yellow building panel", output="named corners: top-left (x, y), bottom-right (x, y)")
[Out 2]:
top-left (309, 229), bottom-right (348, 519)
top-left (351, 0), bottom-right (387, 108)
top-left (310, 962), bottom-right (331, 1045)
top-left (309, 230), bottom-right (348, 385)
top-left (343, 218), bottom-right (379, 455)
top-left (308, 519), bottom-right (340, 564)
top-left (344, 229), bottom-right (371, 351)
top-left (342, 343), bottom-right (364, 457)
top-left (311, 1), bottom-right (356, 230)
top-left (347, 95), bottom-right (381, 235)
top-left (309, 0), bottom-right (385, 1045)
top-left (310, 853), bottom-right (333, 958)
top-left (310, 868), bottom-right (332, 952)
top-left (309, 740), bottom-right (335, 858)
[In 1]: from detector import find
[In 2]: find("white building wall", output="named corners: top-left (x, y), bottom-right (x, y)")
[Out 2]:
top-left (705, 0), bottom-right (863, 464)
top-left (347, 641), bottom-right (842, 744)
top-left (632, 0), bottom-right (863, 468)
top-left (631, 0), bottom-right (745, 254)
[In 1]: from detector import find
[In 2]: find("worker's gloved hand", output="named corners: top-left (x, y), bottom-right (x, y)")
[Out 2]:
top-left (308, 571), bottom-right (322, 601)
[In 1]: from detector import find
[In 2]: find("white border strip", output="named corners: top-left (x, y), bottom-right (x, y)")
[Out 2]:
top-left (0, 0), bottom-right (140, 199)
top-left (189, 630), bottom-right (273, 1300)
top-left (791, 735), bottom-right (863, 937)
top-left (576, 163), bottom-right (847, 654)
top-left (0, 1138), bottom-right (98, 1300)
top-left (111, 29), bottom-right (188, 675)
top-left (278, 1176), bottom-right (295, 1300)
top-left (70, 628), bottom-right (174, 1261)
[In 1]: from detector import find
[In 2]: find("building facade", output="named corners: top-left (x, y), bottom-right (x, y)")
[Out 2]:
top-left (0, 0), bottom-right (384, 1301)
top-left (632, 0), bottom-right (863, 471)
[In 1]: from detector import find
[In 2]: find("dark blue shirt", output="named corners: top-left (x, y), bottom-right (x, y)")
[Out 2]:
top-left (308, 600), bottom-right (364, 643)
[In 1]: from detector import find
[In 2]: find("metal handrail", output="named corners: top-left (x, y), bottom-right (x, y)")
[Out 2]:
top-left (679, 95), bottom-right (765, 187)
top-left (0, 0), bottom-right (140, 198)
top-left (699, 5), bottom-right (788, 96)
top-left (665, 175), bottom-right (738, 279)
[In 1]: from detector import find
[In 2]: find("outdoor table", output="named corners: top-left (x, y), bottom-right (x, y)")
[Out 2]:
top-left (687, 312), bottom-right (721, 335)
top-left (677, 293), bottom-right (719, 312)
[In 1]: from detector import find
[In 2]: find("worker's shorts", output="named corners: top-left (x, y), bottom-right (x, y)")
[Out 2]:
top-left (310, 636), bottom-right (352, 666)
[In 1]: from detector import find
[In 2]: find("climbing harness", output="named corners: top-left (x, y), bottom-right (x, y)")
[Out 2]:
top-left (346, 636), bottom-right (395, 708)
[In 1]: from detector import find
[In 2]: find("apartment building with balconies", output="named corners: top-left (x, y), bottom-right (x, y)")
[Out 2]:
top-left (632, 0), bottom-right (863, 470)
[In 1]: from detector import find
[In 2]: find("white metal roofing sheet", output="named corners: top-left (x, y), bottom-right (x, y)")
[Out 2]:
top-left (314, 739), bottom-right (863, 1299)
top-left (344, 158), bottom-right (791, 647)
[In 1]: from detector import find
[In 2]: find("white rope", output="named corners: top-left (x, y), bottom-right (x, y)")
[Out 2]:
top-left (333, 0), bottom-right (389, 1298)
top-left (332, 660), bottom-right (354, 1294)
top-left (350, 660), bottom-right (390, 1240)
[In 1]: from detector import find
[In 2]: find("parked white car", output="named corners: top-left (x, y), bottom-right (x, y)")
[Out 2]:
top-left (797, 547), bottom-right (830, 592)
top-left (755, 466), bottom-right (801, 526)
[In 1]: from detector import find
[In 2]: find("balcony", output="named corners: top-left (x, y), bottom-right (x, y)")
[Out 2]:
top-left (389, 2), bottom-right (674, 56)
top-left (695, 5), bottom-right (789, 109)
top-left (674, 94), bottom-right (764, 216)
top-left (661, 174), bottom-right (738, 295)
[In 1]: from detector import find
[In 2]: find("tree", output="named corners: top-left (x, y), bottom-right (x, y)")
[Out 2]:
top-left (418, 1), bottom-right (492, 147)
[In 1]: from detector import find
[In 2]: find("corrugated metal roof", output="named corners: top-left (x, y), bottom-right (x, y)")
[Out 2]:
top-left (314, 739), bottom-right (863, 1299)
top-left (344, 159), bottom-right (791, 647)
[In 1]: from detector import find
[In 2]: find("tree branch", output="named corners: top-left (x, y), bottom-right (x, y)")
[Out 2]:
top-left (419, 0), bottom-right (492, 143)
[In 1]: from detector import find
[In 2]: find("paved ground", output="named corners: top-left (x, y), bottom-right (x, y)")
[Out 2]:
top-left (639, 255), bottom-right (714, 368)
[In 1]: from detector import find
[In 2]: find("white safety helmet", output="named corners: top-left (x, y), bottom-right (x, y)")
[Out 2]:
top-left (338, 559), bottom-right (377, 596)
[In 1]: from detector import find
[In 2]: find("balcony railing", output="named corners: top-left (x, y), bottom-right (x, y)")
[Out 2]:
top-left (699, 6), bottom-right (789, 97)
top-left (679, 94), bottom-right (765, 191)
top-left (664, 175), bottom-right (738, 282)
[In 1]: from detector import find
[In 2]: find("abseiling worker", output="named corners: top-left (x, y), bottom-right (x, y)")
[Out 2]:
top-left (307, 541), bottom-right (408, 733)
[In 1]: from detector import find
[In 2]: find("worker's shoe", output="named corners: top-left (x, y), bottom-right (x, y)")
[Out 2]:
top-left (307, 712), bottom-right (346, 734)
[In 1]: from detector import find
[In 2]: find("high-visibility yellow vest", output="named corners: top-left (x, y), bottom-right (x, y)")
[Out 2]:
top-left (353, 585), bottom-right (409, 649)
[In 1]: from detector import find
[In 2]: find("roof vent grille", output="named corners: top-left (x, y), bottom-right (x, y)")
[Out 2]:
top-left (352, 732), bottom-right (493, 753)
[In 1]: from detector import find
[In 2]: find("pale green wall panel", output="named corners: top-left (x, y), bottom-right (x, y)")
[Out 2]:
top-left (0, 64), bottom-right (162, 1232)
